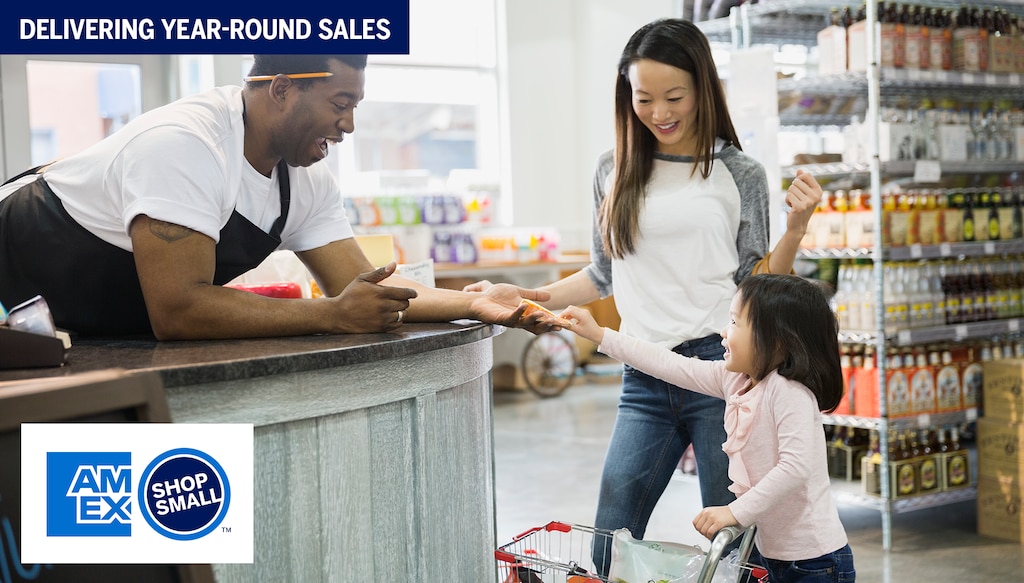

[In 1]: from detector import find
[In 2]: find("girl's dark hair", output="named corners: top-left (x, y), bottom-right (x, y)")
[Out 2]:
top-left (601, 18), bottom-right (741, 259)
top-left (736, 274), bottom-right (844, 413)
top-left (246, 55), bottom-right (368, 89)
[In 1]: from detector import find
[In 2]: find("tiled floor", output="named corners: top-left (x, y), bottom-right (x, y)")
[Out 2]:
top-left (493, 379), bottom-right (1024, 582)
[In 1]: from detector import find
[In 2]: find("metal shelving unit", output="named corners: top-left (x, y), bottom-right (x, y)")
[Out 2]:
top-left (699, 0), bottom-right (1024, 551)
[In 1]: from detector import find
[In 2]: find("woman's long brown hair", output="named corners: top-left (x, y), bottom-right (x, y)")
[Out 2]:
top-left (600, 19), bottom-right (741, 259)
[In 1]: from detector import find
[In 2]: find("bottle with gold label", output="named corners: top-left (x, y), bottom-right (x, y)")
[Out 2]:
top-left (894, 431), bottom-right (918, 497)
top-left (917, 428), bottom-right (940, 493)
top-left (942, 425), bottom-right (971, 490)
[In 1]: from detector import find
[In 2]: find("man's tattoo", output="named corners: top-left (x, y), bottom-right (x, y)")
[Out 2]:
top-left (149, 220), bottom-right (194, 243)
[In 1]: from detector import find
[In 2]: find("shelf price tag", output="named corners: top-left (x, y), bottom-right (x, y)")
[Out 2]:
top-left (962, 72), bottom-right (975, 84)
top-left (917, 414), bottom-right (930, 428)
top-left (939, 243), bottom-right (951, 256)
top-left (1009, 319), bottom-right (1020, 333)
top-left (984, 73), bottom-right (997, 85)
top-left (954, 325), bottom-right (968, 340)
top-left (984, 242), bottom-right (995, 254)
top-left (1011, 74), bottom-right (1021, 86)
top-left (913, 160), bottom-right (941, 184)
top-left (966, 408), bottom-right (978, 422)
top-left (910, 244), bottom-right (922, 258)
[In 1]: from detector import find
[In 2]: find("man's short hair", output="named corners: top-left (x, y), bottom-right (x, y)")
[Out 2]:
top-left (247, 55), bottom-right (368, 82)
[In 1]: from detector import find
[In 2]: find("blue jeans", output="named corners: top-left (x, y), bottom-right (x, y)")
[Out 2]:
top-left (592, 334), bottom-right (733, 575)
top-left (750, 544), bottom-right (857, 583)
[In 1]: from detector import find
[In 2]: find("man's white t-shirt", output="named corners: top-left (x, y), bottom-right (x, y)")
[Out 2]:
top-left (1, 85), bottom-right (352, 253)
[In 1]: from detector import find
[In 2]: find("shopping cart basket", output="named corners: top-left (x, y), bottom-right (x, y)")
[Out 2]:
top-left (495, 520), bottom-right (766, 583)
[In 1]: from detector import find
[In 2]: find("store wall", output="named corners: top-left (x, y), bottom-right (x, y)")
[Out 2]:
top-left (502, 0), bottom-right (678, 252)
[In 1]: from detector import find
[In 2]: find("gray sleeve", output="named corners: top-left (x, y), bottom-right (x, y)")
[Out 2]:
top-left (719, 146), bottom-right (770, 284)
top-left (581, 150), bottom-right (615, 298)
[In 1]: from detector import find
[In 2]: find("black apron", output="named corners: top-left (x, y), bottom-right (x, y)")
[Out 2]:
top-left (0, 162), bottom-right (291, 336)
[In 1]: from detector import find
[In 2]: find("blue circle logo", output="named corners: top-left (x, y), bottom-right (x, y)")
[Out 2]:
top-left (138, 448), bottom-right (231, 540)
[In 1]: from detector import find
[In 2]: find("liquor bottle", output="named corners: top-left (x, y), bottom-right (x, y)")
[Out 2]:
top-left (944, 425), bottom-right (970, 489)
top-left (917, 428), bottom-right (939, 492)
top-left (895, 431), bottom-right (917, 496)
top-left (988, 190), bottom-right (1001, 241)
top-left (962, 191), bottom-right (976, 242)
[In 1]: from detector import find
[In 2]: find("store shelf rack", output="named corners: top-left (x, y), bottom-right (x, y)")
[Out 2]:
top-left (700, 0), bottom-right (1024, 551)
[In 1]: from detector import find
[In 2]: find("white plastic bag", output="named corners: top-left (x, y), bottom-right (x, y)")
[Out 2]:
top-left (608, 528), bottom-right (704, 582)
top-left (607, 529), bottom-right (743, 583)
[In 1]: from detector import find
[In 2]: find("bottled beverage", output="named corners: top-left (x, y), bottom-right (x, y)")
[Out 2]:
top-left (918, 428), bottom-right (939, 492)
top-left (962, 192), bottom-right (976, 242)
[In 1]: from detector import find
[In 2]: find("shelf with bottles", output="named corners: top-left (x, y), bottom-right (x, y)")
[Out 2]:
top-left (696, 0), bottom-right (1024, 48)
top-left (798, 181), bottom-right (1024, 253)
top-left (830, 253), bottom-right (1024, 348)
top-left (826, 424), bottom-right (975, 511)
top-left (783, 160), bottom-right (1024, 179)
top-left (778, 68), bottom-right (1024, 98)
top-left (830, 338), bottom-right (995, 422)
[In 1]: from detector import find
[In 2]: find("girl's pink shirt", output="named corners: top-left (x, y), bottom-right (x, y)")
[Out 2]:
top-left (600, 328), bottom-right (849, 560)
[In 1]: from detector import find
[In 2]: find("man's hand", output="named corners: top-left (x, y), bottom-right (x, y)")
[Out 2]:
top-left (692, 506), bottom-right (739, 540)
top-left (466, 284), bottom-right (567, 333)
top-left (329, 263), bottom-right (417, 333)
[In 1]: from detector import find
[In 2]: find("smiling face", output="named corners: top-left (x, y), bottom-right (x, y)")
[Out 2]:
top-left (275, 59), bottom-right (364, 168)
top-left (627, 58), bottom-right (699, 156)
top-left (721, 291), bottom-right (757, 380)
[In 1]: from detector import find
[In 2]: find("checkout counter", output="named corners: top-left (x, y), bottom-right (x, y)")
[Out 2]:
top-left (0, 322), bottom-right (501, 581)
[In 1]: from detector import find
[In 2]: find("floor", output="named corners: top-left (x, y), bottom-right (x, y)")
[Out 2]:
top-left (493, 377), bottom-right (1024, 582)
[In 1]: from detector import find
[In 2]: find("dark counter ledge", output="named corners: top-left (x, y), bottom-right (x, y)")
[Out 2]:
top-left (0, 320), bottom-right (503, 581)
top-left (0, 321), bottom-right (498, 386)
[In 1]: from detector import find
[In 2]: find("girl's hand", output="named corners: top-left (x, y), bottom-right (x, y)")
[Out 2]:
top-left (692, 506), bottom-right (739, 540)
top-left (560, 305), bottom-right (605, 345)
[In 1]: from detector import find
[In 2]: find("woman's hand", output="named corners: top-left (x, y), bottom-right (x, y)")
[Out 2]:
top-left (785, 169), bottom-right (822, 236)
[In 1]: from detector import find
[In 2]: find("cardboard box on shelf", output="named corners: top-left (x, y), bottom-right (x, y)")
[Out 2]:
top-left (817, 25), bottom-right (848, 75)
top-left (977, 417), bottom-right (1024, 482)
top-left (977, 474), bottom-right (1023, 543)
top-left (852, 367), bottom-right (879, 418)
top-left (982, 359), bottom-right (1024, 424)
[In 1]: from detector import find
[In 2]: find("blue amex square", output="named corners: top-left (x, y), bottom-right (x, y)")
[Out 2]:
top-left (20, 423), bottom-right (253, 563)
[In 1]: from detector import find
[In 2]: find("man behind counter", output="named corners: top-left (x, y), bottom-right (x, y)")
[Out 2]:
top-left (0, 54), bottom-right (552, 339)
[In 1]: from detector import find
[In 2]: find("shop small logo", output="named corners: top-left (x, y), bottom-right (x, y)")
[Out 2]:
top-left (46, 452), bottom-right (133, 537)
top-left (138, 448), bottom-right (230, 541)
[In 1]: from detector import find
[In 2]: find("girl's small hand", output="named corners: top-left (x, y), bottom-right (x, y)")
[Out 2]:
top-left (692, 506), bottom-right (739, 540)
top-left (560, 305), bottom-right (605, 345)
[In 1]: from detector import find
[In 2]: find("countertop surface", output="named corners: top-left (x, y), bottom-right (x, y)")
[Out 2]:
top-left (0, 322), bottom-right (498, 388)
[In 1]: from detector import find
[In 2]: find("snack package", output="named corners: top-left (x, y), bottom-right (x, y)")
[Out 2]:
top-left (519, 298), bottom-right (573, 327)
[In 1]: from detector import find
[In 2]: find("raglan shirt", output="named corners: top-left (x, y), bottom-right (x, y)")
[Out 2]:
top-left (581, 144), bottom-right (770, 348)
top-left (599, 328), bottom-right (850, 561)
top-left (0, 85), bottom-right (352, 254)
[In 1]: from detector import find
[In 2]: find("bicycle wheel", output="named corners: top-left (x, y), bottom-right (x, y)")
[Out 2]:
top-left (520, 331), bottom-right (579, 398)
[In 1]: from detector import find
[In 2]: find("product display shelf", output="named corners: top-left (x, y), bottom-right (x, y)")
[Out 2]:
top-left (702, 0), bottom-right (1024, 550)
top-left (830, 478), bottom-right (978, 512)
top-left (783, 160), bottom-right (1024, 179)
top-left (801, 239), bottom-right (1024, 261)
top-left (778, 68), bottom-right (1024, 97)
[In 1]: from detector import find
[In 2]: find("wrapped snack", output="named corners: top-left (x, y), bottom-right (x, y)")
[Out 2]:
top-left (519, 299), bottom-right (573, 327)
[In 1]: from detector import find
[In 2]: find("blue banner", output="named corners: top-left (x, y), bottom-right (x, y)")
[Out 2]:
top-left (1, 0), bottom-right (409, 54)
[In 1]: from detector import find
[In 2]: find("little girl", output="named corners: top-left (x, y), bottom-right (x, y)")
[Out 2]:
top-left (562, 273), bottom-right (856, 583)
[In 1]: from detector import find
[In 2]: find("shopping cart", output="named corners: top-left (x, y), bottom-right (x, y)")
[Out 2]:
top-left (495, 521), bottom-right (766, 583)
